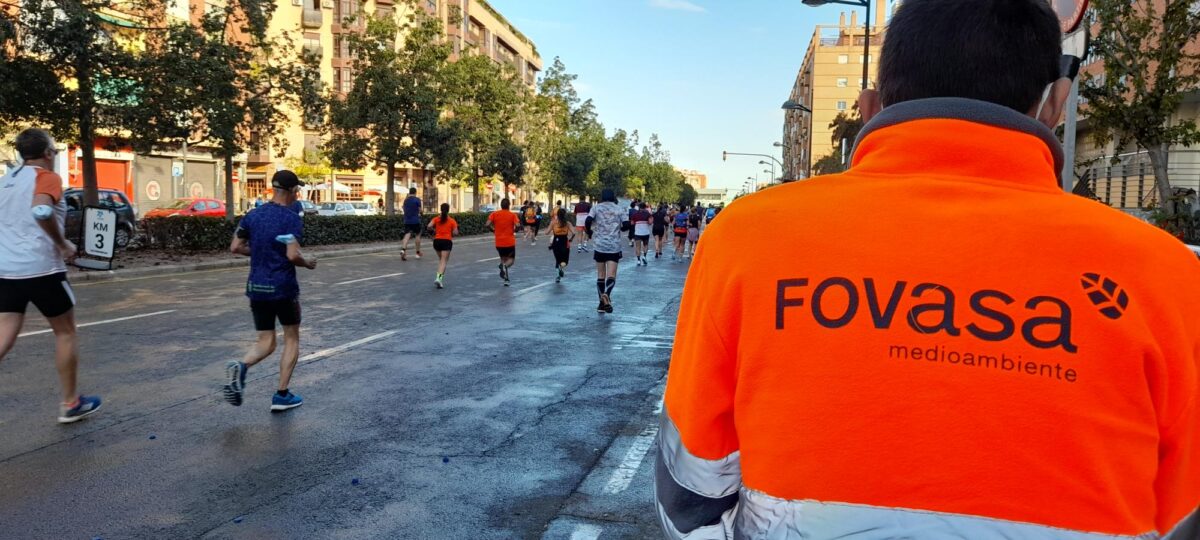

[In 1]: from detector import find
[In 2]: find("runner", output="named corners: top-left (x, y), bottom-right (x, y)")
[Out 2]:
top-left (631, 202), bottom-right (653, 266)
top-left (399, 187), bottom-right (423, 261)
top-left (548, 207), bottom-right (575, 283)
top-left (487, 198), bottom-right (520, 286)
top-left (574, 197), bottom-right (592, 252)
top-left (586, 189), bottom-right (629, 313)
top-left (672, 205), bottom-right (689, 261)
top-left (0, 128), bottom-right (101, 424)
top-left (429, 203), bottom-right (457, 289)
top-left (652, 203), bottom-right (668, 259)
top-left (627, 200), bottom-right (638, 247)
top-left (522, 200), bottom-right (539, 246)
top-left (686, 206), bottom-right (702, 258)
top-left (224, 170), bottom-right (317, 412)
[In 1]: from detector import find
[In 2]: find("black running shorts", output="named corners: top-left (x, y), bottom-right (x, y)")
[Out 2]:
top-left (250, 299), bottom-right (302, 331)
top-left (434, 239), bottom-right (453, 252)
top-left (405, 223), bottom-right (423, 235)
top-left (593, 251), bottom-right (622, 263)
top-left (634, 235), bottom-right (650, 244)
top-left (497, 246), bottom-right (516, 258)
top-left (0, 272), bottom-right (74, 318)
top-left (652, 226), bottom-right (666, 238)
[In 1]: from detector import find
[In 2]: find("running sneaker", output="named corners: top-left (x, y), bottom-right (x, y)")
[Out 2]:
top-left (500, 265), bottom-right (510, 282)
top-left (223, 360), bottom-right (247, 406)
top-left (596, 300), bottom-right (606, 313)
top-left (558, 267), bottom-right (565, 279)
top-left (601, 294), bottom-right (614, 313)
top-left (57, 395), bottom-right (101, 424)
top-left (499, 263), bottom-right (506, 278)
top-left (415, 251), bottom-right (423, 260)
top-left (435, 276), bottom-right (444, 289)
top-left (271, 391), bottom-right (303, 412)
top-left (400, 249), bottom-right (407, 261)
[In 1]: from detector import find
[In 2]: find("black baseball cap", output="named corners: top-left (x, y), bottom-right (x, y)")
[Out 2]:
top-left (272, 170), bottom-right (304, 190)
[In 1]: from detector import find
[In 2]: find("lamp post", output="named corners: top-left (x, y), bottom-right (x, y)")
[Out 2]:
top-left (759, 160), bottom-right (776, 182)
top-left (802, 0), bottom-right (873, 90)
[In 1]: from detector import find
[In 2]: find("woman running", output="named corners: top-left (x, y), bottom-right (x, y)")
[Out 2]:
top-left (686, 206), bottom-right (702, 259)
top-left (548, 207), bottom-right (576, 283)
top-left (672, 205), bottom-right (689, 261)
top-left (429, 203), bottom-right (458, 289)
top-left (652, 204), bottom-right (668, 259)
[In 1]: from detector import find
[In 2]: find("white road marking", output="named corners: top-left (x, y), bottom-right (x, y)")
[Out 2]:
top-left (477, 256), bottom-right (501, 262)
top-left (569, 524), bottom-right (602, 540)
top-left (602, 424), bottom-right (660, 495)
top-left (17, 310), bottom-right (177, 337)
top-left (300, 330), bottom-right (398, 364)
top-left (515, 281), bottom-right (554, 295)
top-left (334, 272), bottom-right (405, 286)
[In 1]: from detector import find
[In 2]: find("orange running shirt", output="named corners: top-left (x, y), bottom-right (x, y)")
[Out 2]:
top-left (431, 216), bottom-right (457, 240)
top-left (488, 210), bottom-right (517, 248)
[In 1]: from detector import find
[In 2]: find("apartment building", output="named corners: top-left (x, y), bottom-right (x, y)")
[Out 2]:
top-left (677, 168), bottom-right (707, 190)
top-left (782, 1), bottom-right (885, 181)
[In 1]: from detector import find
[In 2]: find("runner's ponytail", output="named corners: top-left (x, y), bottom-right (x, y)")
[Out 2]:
top-left (439, 203), bottom-right (450, 223)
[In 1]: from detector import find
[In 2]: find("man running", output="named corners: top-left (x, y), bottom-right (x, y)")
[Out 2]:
top-left (225, 170), bottom-right (317, 412)
top-left (652, 203), bottom-right (668, 259)
top-left (586, 189), bottom-right (629, 313)
top-left (400, 187), bottom-right (422, 261)
top-left (0, 128), bottom-right (101, 424)
top-left (631, 202), bottom-right (653, 266)
top-left (487, 198), bottom-right (519, 286)
top-left (522, 200), bottom-right (539, 246)
top-left (574, 197), bottom-right (592, 252)
top-left (672, 205), bottom-right (689, 262)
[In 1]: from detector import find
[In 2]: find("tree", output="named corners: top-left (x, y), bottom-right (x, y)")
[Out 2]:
top-left (286, 149), bottom-right (333, 185)
top-left (158, 0), bottom-right (319, 220)
top-left (679, 183), bottom-right (698, 207)
top-left (1081, 0), bottom-right (1200, 215)
top-left (486, 138), bottom-right (526, 193)
top-left (326, 2), bottom-right (448, 215)
top-left (440, 53), bottom-right (522, 210)
top-left (1, 0), bottom-right (148, 206)
top-left (811, 107), bottom-right (863, 176)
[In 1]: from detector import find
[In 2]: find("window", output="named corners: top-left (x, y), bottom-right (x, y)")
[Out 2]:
top-left (192, 202), bottom-right (206, 212)
top-left (426, 0), bottom-right (436, 11)
top-left (334, 35), bottom-right (352, 58)
top-left (376, 2), bottom-right (393, 19)
top-left (836, 78), bottom-right (848, 88)
top-left (207, 201), bottom-right (221, 210)
top-left (303, 34), bottom-right (322, 58)
top-left (836, 101), bottom-right (847, 111)
top-left (837, 54), bottom-right (849, 64)
top-left (335, 68), bottom-right (352, 93)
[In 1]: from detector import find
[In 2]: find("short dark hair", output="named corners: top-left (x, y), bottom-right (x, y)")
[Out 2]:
top-left (409, 187), bottom-right (417, 195)
top-left (501, 198), bottom-right (510, 209)
top-left (878, 0), bottom-right (1061, 113)
top-left (15, 128), bottom-right (53, 160)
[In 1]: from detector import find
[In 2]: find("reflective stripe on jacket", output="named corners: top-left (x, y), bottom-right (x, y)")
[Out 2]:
top-left (656, 98), bottom-right (1200, 539)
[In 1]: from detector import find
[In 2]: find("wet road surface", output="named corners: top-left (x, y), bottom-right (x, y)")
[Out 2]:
top-left (0, 235), bottom-right (686, 539)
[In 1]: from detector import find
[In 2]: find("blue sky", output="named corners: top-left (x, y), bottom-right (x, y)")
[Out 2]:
top-left (488, 0), bottom-right (847, 192)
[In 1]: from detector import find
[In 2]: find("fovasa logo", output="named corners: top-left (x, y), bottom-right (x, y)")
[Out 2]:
top-left (1081, 273), bottom-right (1129, 320)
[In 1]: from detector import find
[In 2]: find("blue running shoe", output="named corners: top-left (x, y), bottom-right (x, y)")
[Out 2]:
top-left (58, 395), bottom-right (101, 424)
top-left (223, 361), bottom-right (247, 407)
top-left (270, 391), bottom-right (303, 412)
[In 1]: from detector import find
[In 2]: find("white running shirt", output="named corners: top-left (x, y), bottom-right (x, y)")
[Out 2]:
top-left (0, 165), bottom-right (67, 278)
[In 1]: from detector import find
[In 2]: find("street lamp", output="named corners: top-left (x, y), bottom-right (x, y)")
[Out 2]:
top-left (781, 100), bottom-right (812, 113)
top-left (759, 160), bottom-right (776, 182)
top-left (802, 0), bottom-right (873, 90)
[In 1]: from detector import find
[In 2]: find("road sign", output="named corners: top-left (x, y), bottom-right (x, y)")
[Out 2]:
top-left (145, 180), bottom-right (161, 201)
top-left (1053, 0), bottom-right (1088, 33)
top-left (83, 206), bottom-right (116, 259)
top-left (190, 182), bottom-right (204, 198)
top-left (172, 162), bottom-right (184, 178)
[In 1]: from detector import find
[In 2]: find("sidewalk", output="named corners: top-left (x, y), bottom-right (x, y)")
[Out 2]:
top-left (68, 234), bottom-right (491, 283)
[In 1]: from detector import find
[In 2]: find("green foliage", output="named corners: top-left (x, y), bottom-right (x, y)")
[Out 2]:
top-left (440, 53), bottom-right (523, 210)
top-left (811, 106), bottom-right (863, 176)
top-left (486, 139), bottom-right (527, 188)
top-left (327, 2), bottom-right (449, 214)
top-left (678, 184), bottom-right (698, 207)
top-left (140, 212), bottom-right (494, 251)
top-left (1081, 0), bottom-right (1200, 214)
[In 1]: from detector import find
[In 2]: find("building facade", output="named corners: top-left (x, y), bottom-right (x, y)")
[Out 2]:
top-left (783, 2), bottom-right (885, 181)
top-left (677, 168), bottom-right (707, 190)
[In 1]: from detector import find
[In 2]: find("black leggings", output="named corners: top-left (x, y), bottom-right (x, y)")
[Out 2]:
top-left (551, 234), bottom-right (570, 266)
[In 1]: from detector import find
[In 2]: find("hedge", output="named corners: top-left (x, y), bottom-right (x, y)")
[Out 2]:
top-left (139, 212), bottom-right (498, 251)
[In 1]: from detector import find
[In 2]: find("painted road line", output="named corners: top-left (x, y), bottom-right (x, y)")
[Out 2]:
top-left (569, 524), bottom-right (602, 540)
top-left (18, 310), bottom-right (177, 338)
top-left (300, 330), bottom-right (398, 364)
top-left (515, 281), bottom-right (555, 295)
top-left (477, 256), bottom-right (501, 262)
top-left (602, 424), bottom-right (660, 495)
top-left (334, 272), bottom-right (405, 286)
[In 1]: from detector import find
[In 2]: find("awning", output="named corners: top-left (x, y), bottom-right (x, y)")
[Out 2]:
top-left (309, 181), bottom-right (351, 193)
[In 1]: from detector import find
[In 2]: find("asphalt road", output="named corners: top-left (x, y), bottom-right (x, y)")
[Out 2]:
top-left (0, 234), bottom-right (686, 539)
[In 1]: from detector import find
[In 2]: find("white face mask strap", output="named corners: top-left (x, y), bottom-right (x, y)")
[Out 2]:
top-left (1035, 83), bottom-right (1054, 119)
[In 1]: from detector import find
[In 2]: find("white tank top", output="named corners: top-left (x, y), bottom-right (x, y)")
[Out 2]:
top-left (0, 165), bottom-right (67, 278)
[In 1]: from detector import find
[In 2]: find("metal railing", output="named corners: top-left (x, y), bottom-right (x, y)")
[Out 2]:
top-left (1074, 150), bottom-right (1200, 209)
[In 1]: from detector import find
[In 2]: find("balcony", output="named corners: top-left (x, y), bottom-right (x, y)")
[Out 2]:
top-left (302, 2), bottom-right (322, 29)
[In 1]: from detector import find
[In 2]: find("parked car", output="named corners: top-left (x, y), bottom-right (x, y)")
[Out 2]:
top-left (297, 200), bottom-right (319, 216)
top-left (145, 198), bottom-right (226, 218)
top-left (317, 202), bottom-right (357, 216)
top-left (63, 188), bottom-right (138, 248)
top-left (350, 202), bottom-right (377, 216)
top-left (479, 204), bottom-right (497, 213)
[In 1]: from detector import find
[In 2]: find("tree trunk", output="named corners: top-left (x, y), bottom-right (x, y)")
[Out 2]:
top-left (1148, 143), bottom-right (1174, 217)
top-left (472, 168), bottom-right (480, 212)
top-left (76, 57), bottom-right (99, 207)
top-left (386, 163), bottom-right (396, 216)
top-left (224, 154), bottom-right (235, 222)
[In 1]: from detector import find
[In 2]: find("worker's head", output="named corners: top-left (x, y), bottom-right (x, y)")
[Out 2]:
top-left (501, 198), bottom-right (511, 210)
top-left (271, 170), bottom-right (304, 204)
top-left (863, 0), bottom-right (1067, 129)
top-left (15, 128), bottom-right (56, 164)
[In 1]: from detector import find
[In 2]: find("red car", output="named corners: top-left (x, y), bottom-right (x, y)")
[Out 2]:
top-left (145, 198), bottom-right (226, 218)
